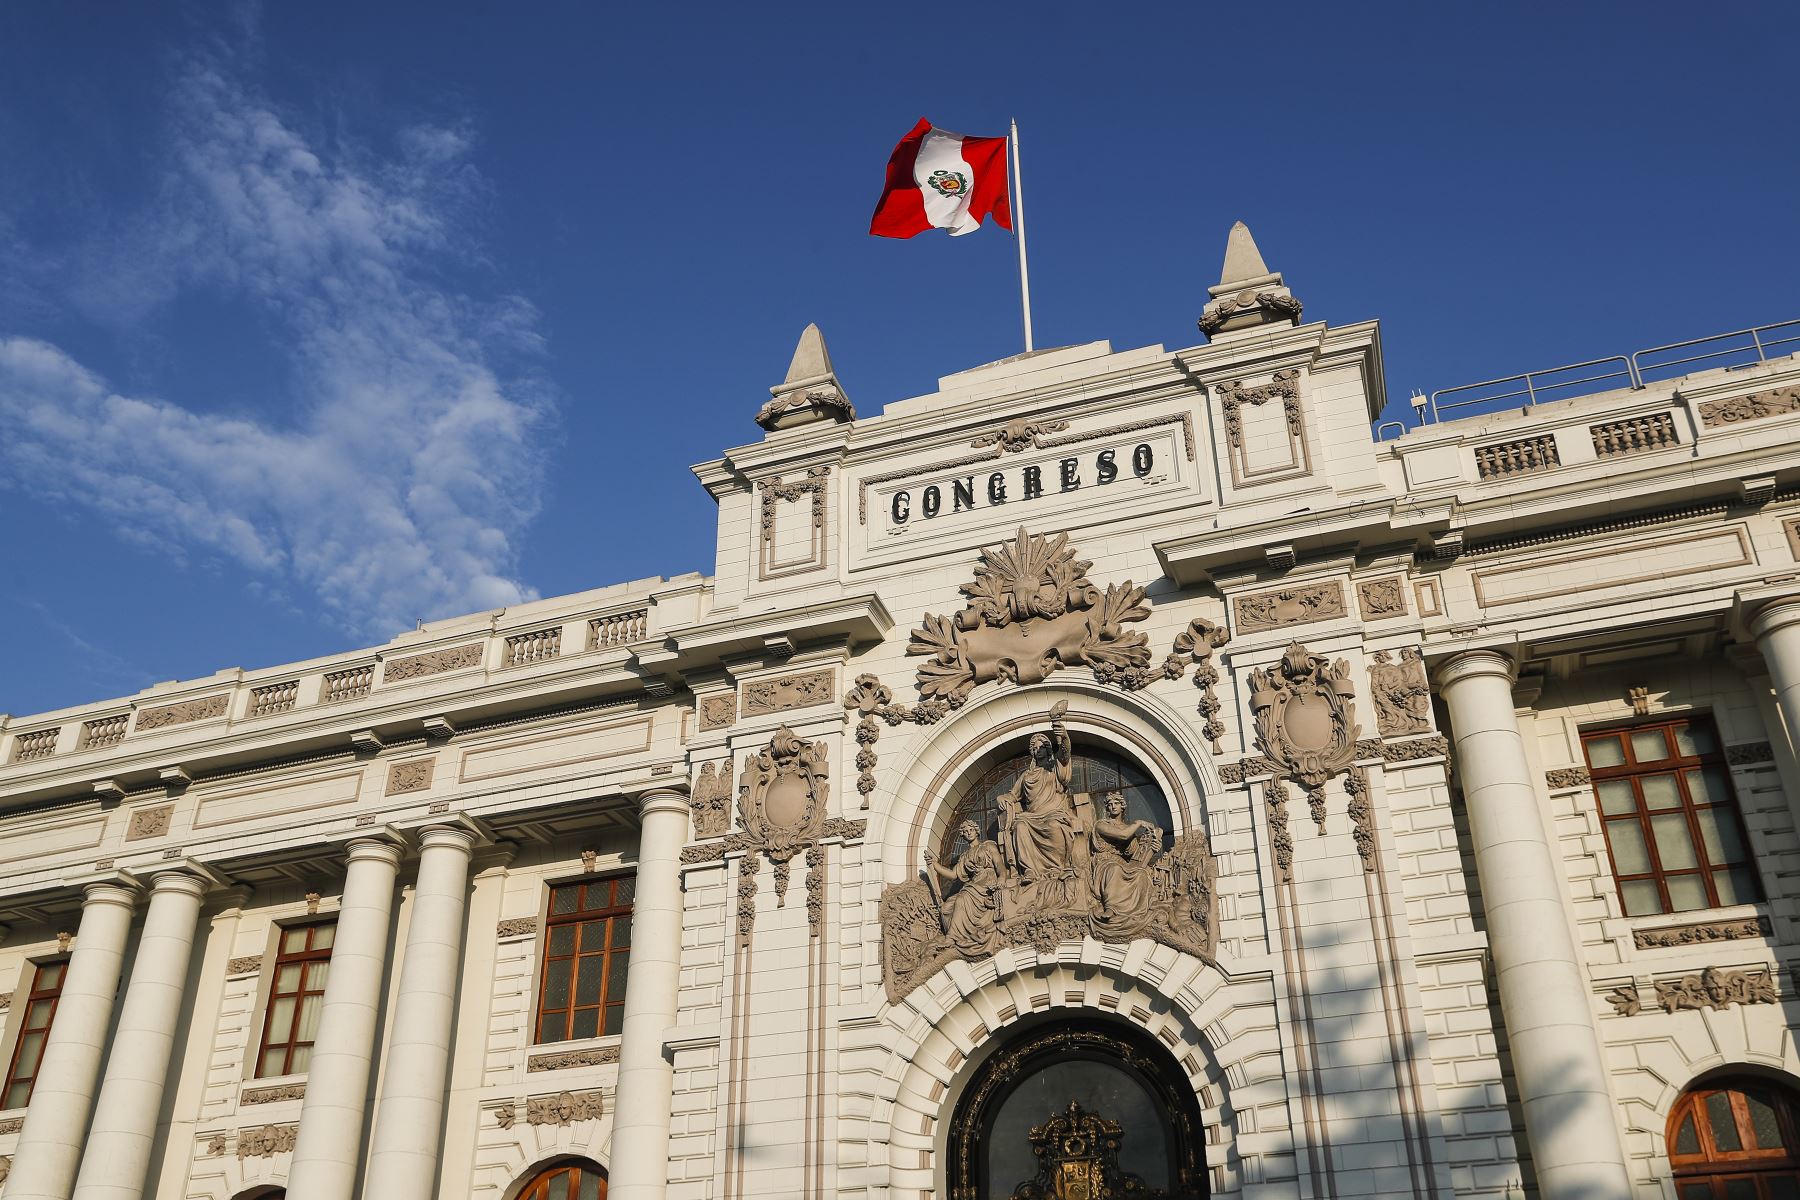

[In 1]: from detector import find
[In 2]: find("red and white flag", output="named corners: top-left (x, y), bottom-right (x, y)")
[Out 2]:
top-left (869, 118), bottom-right (1012, 238)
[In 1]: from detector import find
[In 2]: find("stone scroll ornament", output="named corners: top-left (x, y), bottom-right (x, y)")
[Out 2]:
top-left (907, 527), bottom-right (1156, 702)
top-left (734, 726), bottom-right (831, 943)
top-left (878, 703), bottom-right (1217, 1003)
top-left (1249, 643), bottom-right (1362, 878)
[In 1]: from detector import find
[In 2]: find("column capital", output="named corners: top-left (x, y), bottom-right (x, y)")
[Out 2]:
top-left (345, 836), bottom-right (406, 868)
top-left (145, 869), bottom-right (210, 901)
top-left (81, 879), bottom-right (141, 910)
top-left (1431, 647), bottom-right (1517, 690)
top-left (417, 823), bottom-right (479, 854)
top-left (1748, 595), bottom-right (1800, 640)
top-left (638, 787), bottom-right (690, 819)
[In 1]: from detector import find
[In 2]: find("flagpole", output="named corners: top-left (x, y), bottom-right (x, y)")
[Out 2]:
top-left (1010, 118), bottom-right (1034, 353)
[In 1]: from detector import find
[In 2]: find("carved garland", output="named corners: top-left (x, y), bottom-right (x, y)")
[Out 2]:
top-left (760, 466), bottom-right (829, 539)
top-left (1163, 618), bottom-right (1230, 754)
top-left (1199, 290), bottom-right (1302, 335)
top-left (843, 674), bottom-right (893, 805)
top-left (906, 527), bottom-right (1155, 702)
top-left (1215, 369), bottom-right (1301, 449)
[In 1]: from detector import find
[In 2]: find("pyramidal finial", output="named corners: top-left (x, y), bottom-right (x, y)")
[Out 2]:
top-left (1219, 221), bottom-right (1270, 286)
top-left (757, 323), bottom-right (855, 432)
top-left (1199, 221), bottom-right (1303, 340)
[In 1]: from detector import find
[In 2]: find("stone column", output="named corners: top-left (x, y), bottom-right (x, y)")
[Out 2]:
top-left (286, 836), bottom-right (404, 1200)
top-left (362, 825), bottom-right (477, 1200)
top-left (5, 880), bottom-right (139, 1200)
top-left (1751, 599), bottom-right (1800, 750)
top-left (1435, 650), bottom-right (1632, 1200)
top-left (609, 788), bottom-right (691, 1200)
top-left (71, 869), bottom-right (209, 1200)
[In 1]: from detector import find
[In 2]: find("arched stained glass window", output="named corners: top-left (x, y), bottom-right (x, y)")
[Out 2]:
top-left (1668, 1077), bottom-right (1800, 1198)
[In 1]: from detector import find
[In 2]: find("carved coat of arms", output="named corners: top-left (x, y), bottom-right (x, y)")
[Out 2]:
top-left (907, 527), bottom-right (1153, 701)
top-left (738, 725), bottom-right (830, 902)
top-left (1250, 643), bottom-right (1359, 790)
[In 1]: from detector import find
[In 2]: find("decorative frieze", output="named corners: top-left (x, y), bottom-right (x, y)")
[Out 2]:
top-left (1475, 434), bottom-right (1560, 479)
top-left (248, 680), bottom-right (299, 717)
top-left (527, 1046), bottom-right (620, 1072)
top-left (971, 418), bottom-right (1070, 453)
top-left (496, 1089), bottom-right (606, 1129)
top-left (1356, 577), bottom-right (1408, 619)
top-left (908, 527), bottom-right (1154, 700)
top-left (1697, 383), bottom-right (1800, 427)
top-left (844, 674), bottom-right (893, 802)
top-left (1592, 412), bottom-right (1678, 458)
top-left (698, 694), bottom-right (736, 731)
top-left (241, 1082), bottom-right (305, 1104)
top-left (322, 665), bottom-right (374, 704)
top-left (1654, 966), bottom-right (1778, 1012)
top-left (126, 804), bottom-right (174, 841)
top-left (81, 714), bottom-right (129, 750)
top-left (1215, 369), bottom-right (1301, 449)
top-left (384, 643), bottom-right (483, 683)
top-left (227, 954), bottom-right (263, 977)
top-left (505, 626), bottom-right (562, 667)
top-left (385, 760), bottom-right (434, 795)
top-left (0, 1118), bottom-right (21, 1135)
top-left (1634, 917), bottom-right (1771, 950)
top-left (878, 703), bottom-right (1216, 1003)
top-left (1545, 766), bottom-right (1591, 789)
top-left (741, 669), bottom-right (836, 717)
top-left (497, 917), bottom-right (538, 939)
top-left (135, 694), bottom-right (229, 732)
top-left (690, 759), bottom-right (734, 838)
top-left (589, 609), bottom-right (648, 648)
top-left (236, 1123), bottom-right (297, 1158)
top-left (11, 727), bottom-right (59, 763)
top-left (1726, 741), bottom-right (1775, 765)
top-left (1234, 582), bottom-right (1346, 633)
top-left (1368, 647), bottom-right (1431, 737)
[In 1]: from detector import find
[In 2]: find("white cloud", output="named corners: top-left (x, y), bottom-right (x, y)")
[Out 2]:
top-left (0, 51), bottom-right (548, 638)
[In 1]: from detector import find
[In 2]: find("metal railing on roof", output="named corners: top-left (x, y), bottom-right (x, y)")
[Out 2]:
top-left (1374, 317), bottom-right (1800, 439)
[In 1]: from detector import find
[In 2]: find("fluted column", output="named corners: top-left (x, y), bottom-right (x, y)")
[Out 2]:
top-left (608, 788), bottom-right (690, 1200)
top-left (286, 836), bottom-right (403, 1200)
top-left (5, 880), bottom-right (139, 1200)
top-left (71, 870), bottom-right (209, 1200)
top-left (1435, 650), bottom-right (1632, 1200)
top-left (362, 825), bottom-right (477, 1200)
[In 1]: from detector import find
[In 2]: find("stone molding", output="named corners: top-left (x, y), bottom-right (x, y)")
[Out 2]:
top-left (384, 643), bottom-right (483, 683)
top-left (236, 1123), bottom-right (297, 1158)
top-left (1634, 916), bottom-right (1771, 950)
top-left (740, 669), bottom-right (836, 717)
top-left (759, 466), bottom-right (829, 578)
top-left (496, 917), bottom-right (538, 939)
top-left (135, 694), bottom-right (230, 732)
top-left (241, 1082), bottom-right (305, 1104)
top-left (527, 1046), bottom-right (620, 1072)
top-left (1233, 582), bottom-right (1345, 634)
top-left (1215, 369), bottom-right (1300, 450)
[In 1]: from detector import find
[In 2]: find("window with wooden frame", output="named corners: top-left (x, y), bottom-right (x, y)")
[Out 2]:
top-left (3, 959), bottom-right (68, 1108)
top-left (516, 1159), bottom-right (606, 1200)
top-left (535, 875), bottom-right (634, 1044)
top-left (1582, 715), bottom-right (1761, 918)
top-left (1668, 1077), bottom-right (1800, 1198)
top-left (255, 921), bottom-right (335, 1077)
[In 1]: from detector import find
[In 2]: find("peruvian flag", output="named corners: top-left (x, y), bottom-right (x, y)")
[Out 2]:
top-left (869, 118), bottom-right (1012, 238)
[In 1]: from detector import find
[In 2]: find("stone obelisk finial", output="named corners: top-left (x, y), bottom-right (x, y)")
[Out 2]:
top-left (1198, 221), bottom-right (1304, 340)
top-left (756, 323), bottom-right (856, 431)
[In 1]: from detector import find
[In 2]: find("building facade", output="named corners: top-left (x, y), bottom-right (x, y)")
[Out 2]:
top-left (1, 225), bottom-right (1799, 1200)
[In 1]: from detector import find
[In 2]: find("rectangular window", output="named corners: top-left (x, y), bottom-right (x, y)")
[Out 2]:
top-left (1582, 716), bottom-right (1762, 918)
top-left (256, 921), bottom-right (336, 1077)
top-left (3, 959), bottom-right (68, 1108)
top-left (536, 875), bottom-right (634, 1044)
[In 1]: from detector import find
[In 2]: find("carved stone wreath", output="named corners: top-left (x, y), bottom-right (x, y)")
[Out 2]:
top-left (906, 527), bottom-right (1153, 702)
top-left (1199, 290), bottom-right (1302, 336)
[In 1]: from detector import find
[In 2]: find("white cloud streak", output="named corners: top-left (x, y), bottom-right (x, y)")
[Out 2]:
top-left (0, 51), bottom-right (548, 637)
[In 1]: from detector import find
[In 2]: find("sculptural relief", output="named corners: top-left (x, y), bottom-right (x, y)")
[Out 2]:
top-left (1250, 642), bottom-right (1363, 869)
top-left (907, 527), bottom-right (1154, 701)
top-left (879, 703), bottom-right (1216, 1002)
top-left (732, 726), bottom-right (833, 940)
top-left (1368, 647), bottom-right (1432, 737)
top-left (1654, 966), bottom-right (1778, 1013)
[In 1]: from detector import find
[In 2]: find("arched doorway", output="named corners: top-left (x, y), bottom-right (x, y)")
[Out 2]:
top-left (1669, 1076), bottom-right (1800, 1197)
top-left (514, 1157), bottom-right (607, 1200)
top-left (949, 1018), bottom-right (1207, 1200)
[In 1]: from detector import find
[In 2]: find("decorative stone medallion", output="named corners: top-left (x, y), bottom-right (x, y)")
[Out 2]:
top-left (126, 805), bottom-right (175, 841)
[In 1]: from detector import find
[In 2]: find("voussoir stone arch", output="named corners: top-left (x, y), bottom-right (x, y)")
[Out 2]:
top-left (833, 940), bottom-right (1284, 1200)
top-left (473, 1107), bottom-right (612, 1200)
top-left (873, 676), bottom-right (1225, 883)
top-left (1613, 1017), bottom-right (1800, 1189)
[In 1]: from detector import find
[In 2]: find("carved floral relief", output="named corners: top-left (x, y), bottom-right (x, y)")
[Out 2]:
top-left (907, 527), bottom-right (1154, 702)
top-left (1654, 966), bottom-right (1778, 1012)
top-left (1234, 582), bottom-right (1346, 633)
top-left (741, 669), bottom-right (835, 716)
top-left (1356, 577), bottom-right (1407, 619)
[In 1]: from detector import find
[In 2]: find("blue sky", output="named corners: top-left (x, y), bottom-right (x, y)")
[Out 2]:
top-left (1, 3), bottom-right (1796, 718)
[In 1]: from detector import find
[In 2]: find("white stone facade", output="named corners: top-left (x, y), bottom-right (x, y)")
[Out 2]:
top-left (1, 229), bottom-right (1799, 1199)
